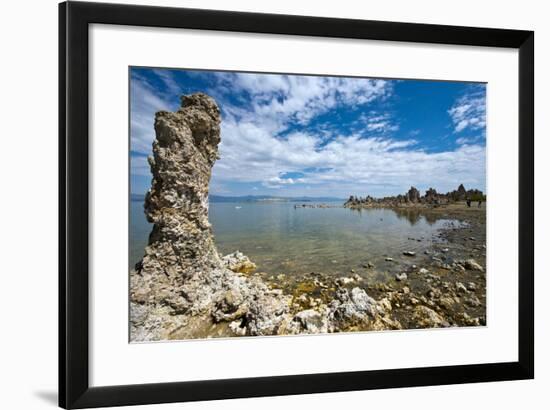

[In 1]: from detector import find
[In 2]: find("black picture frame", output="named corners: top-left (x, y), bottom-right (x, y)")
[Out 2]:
top-left (59, 1), bottom-right (534, 408)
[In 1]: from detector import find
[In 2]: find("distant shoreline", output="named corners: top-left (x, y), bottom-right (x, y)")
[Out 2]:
top-left (130, 193), bottom-right (346, 203)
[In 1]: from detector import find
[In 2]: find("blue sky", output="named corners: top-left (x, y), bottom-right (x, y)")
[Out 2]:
top-left (130, 67), bottom-right (486, 198)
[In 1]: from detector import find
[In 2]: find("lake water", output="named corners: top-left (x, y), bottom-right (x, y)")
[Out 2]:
top-left (130, 200), bottom-right (456, 278)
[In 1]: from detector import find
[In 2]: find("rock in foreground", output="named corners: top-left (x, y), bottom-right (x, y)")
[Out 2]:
top-left (130, 94), bottom-right (399, 341)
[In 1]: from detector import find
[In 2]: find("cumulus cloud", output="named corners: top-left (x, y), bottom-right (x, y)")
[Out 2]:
top-left (211, 72), bottom-right (392, 132)
top-left (214, 122), bottom-right (485, 196)
top-left (130, 69), bottom-right (486, 197)
top-left (263, 175), bottom-right (306, 189)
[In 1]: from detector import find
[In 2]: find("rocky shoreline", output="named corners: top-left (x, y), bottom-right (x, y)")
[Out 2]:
top-left (344, 184), bottom-right (485, 209)
top-left (130, 93), bottom-right (486, 342)
top-left (251, 202), bottom-right (486, 332)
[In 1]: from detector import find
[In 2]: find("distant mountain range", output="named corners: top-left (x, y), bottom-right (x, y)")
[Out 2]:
top-left (130, 193), bottom-right (344, 203)
top-left (130, 193), bottom-right (146, 202)
top-left (209, 195), bottom-right (345, 203)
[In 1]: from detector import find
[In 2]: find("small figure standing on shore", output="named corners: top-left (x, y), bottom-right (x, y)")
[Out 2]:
top-left (466, 198), bottom-right (471, 208)
top-left (478, 200), bottom-right (482, 208)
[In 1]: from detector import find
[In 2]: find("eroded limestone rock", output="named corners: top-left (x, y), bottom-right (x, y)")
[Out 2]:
top-left (137, 93), bottom-right (222, 279)
top-left (130, 94), bottom-right (291, 341)
top-left (412, 306), bottom-right (450, 328)
top-left (222, 251), bottom-right (257, 274)
top-left (327, 287), bottom-right (401, 332)
top-left (287, 309), bottom-right (329, 334)
top-left (463, 259), bottom-right (484, 272)
top-left (130, 93), bottom-right (400, 341)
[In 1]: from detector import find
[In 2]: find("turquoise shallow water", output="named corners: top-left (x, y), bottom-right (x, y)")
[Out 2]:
top-left (130, 200), bottom-right (455, 277)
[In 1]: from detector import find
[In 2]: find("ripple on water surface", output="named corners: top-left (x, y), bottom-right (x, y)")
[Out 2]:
top-left (217, 202), bottom-right (461, 276)
top-left (129, 202), bottom-right (458, 275)
top-left (129, 201), bottom-right (462, 277)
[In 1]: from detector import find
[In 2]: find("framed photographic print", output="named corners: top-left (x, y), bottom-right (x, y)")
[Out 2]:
top-left (59, 1), bottom-right (534, 408)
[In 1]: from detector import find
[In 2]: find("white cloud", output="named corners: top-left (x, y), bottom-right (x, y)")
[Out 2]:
top-left (130, 70), bottom-right (486, 197)
top-left (448, 88), bottom-right (486, 133)
top-left (130, 74), bottom-right (172, 154)
top-left (358, 111), bottom-right (400, 133)
top-left (150, 69), bottom-right (182, 96)
top-left (214, 115), bottom-right (486, 197)
top-left (456, 136), bottom-right (482, 146)
top-left (213, 73), bottom-right (392, 133)
top-left (262, 175), bottom-right (305, 189)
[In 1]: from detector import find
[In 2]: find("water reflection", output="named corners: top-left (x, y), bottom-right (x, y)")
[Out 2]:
top-left (350, 207), bottom-right (444, 226)
top-left (130, 201), bottom-right (459, 276)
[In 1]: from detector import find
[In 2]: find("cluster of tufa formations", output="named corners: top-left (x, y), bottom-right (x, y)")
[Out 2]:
top-left (344, 184), bottom-right (485, 209)
top-left (130, 93), bottom-right (486, 341)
